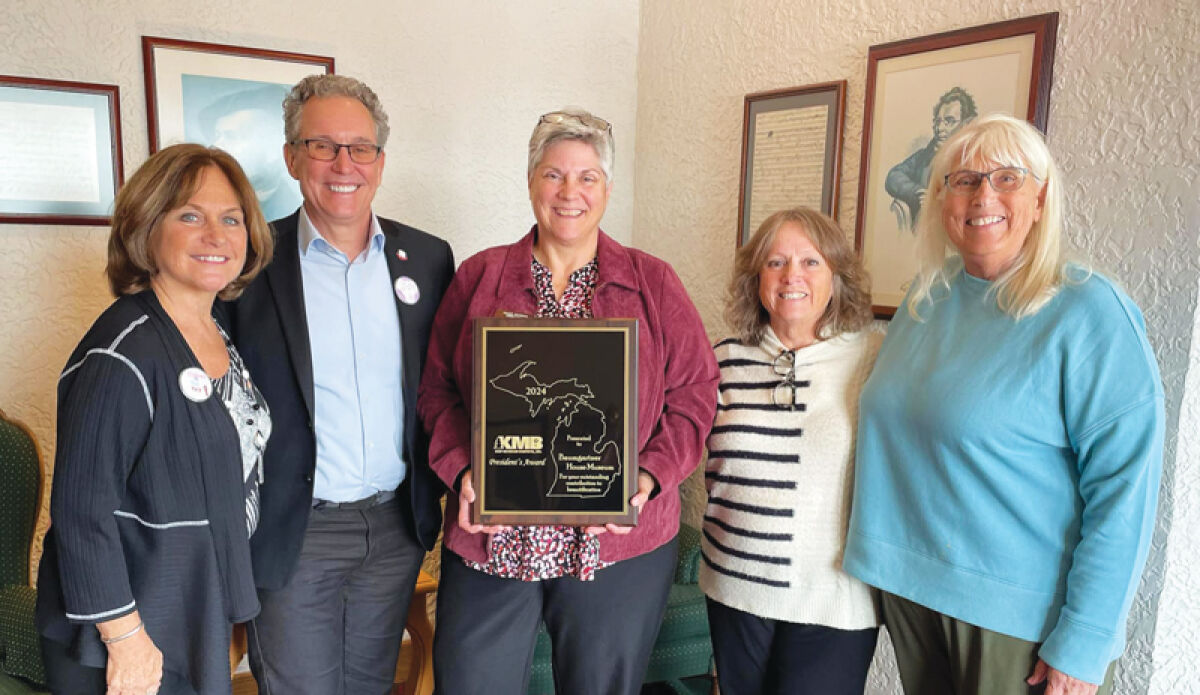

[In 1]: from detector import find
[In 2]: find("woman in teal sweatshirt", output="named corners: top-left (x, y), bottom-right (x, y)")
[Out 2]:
top-left (844, 114), bottom-right (1163, 695)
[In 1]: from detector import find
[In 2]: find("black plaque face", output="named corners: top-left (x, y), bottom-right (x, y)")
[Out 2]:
top-left (472, 318), bottom-right (638, 525)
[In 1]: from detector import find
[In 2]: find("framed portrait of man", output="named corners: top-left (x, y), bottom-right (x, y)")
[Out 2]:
top-left (142, 37), bottom-right (334, 223)
top-left (853, 14), bottom-right (1058, 315)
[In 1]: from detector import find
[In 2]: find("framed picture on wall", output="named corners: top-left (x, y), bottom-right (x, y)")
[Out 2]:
top-left (0, 75), bottom-right (123, 226)
top-left (143, 36), bottom-right (334, 223)
top-left (738, 80), bottom-right (846, 247)
top-left (854, 13), bottom-right (1058, 315)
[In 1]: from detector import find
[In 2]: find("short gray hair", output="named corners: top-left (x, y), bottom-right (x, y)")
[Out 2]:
top-left (527, 107), bottom-right (614, 183)
top-left (282, 74), bottom-right (391, 147)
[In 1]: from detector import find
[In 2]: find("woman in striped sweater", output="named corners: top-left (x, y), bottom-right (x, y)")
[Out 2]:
top-left (701, 207), bottom-right (881, 694)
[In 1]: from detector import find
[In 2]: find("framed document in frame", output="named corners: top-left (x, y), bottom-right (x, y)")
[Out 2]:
top-left (0, 75), bottom-right (123, 225)
top-left (471, 318), bottom-right (638, 526)
top-left (737, 81), bottom-right (847, 247)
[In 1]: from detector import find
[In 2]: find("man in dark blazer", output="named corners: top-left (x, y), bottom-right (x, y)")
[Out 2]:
top-left (224, 74), bottom-right (453, 695)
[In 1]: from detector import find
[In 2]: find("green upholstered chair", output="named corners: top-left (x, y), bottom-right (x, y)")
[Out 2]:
top-left (0, 408), bottom-right (48, 694)
top-left (526, 524), bottom-right (713, 694)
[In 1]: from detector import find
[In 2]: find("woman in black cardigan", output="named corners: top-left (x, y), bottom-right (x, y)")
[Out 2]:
top-left (37, 144), bottom-right (274, 695)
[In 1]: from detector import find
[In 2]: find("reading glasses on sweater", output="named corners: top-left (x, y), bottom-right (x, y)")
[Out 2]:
top-left (772, 350), bottom-right (807, 410)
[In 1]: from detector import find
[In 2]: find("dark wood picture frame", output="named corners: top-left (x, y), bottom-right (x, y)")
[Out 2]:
top-left (853, 13), bottom-right (1058, 316)
top-left (0, 75), bottom-right (123, 226)
top-left (471, 318), bottom-right (639, 526)
top-left (142, 36), bottom-right (334, 153)
top-left (142, 37), bottom-right (333, 222)
top-left (738, 80), bottom-right (847, 247)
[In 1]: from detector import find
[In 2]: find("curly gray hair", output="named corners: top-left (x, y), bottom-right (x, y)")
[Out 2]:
top-left (282, 74), bottom-right (390, 147)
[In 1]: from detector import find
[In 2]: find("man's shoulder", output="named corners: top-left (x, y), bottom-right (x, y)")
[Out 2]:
top-left (377, 216), bottom-right (451, 255)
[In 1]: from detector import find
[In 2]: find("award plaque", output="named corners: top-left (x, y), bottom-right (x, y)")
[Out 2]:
top-left (471, 317), bottom-right (638, 526)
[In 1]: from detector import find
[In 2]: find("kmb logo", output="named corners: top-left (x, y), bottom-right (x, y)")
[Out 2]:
top-left (493, 435), bottom-right (543, 453)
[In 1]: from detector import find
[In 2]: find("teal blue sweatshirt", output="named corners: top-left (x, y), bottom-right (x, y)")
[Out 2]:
top-left (844, 265), bottom-right (1163, 684)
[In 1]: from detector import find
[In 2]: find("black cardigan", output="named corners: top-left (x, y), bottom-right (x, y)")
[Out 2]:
top-left (36, 291), bottom-right (258, 695)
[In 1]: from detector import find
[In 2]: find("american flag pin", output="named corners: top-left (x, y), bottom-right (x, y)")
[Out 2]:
top-left (396, 249), bottom-right (408, 261)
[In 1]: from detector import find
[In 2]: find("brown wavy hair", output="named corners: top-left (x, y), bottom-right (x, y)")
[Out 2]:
top-left (726, 207), bottom-right (872, 344)
top-left (106, 143), bottom-right (273, 300)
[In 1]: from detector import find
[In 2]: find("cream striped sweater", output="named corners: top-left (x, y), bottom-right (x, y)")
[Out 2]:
top-left (699, 326), bottom-right (883, 629)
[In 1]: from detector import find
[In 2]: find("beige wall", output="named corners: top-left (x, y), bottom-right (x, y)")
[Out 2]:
top-left (633, 0), bottom-right (1199, 692)
top-left (2, 0), bottom-right (1198, 691)
top-left (0, 0), bottom-right (639, 572)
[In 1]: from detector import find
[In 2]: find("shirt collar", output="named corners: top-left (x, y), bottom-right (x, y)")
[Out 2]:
top-left (297, 207), bottom-right (385, 260)
top-left (497, 225), bottom-right (638, 298)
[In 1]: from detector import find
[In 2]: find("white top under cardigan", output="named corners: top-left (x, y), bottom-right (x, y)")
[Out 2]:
top-left (700, 326), bottom-right (883, 629)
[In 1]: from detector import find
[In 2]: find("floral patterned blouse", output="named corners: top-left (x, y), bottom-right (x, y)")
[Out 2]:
top-left (465, 256), bottom-right (611, 581)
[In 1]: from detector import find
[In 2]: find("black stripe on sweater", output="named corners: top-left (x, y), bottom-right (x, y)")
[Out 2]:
top-left (705, 472), bottom-right (796, 490)
top-left (702, 550), bottom-right (791, 588)
top-left (703, 528), bottom-right (791, 565)
top-left (710, 423), bottom-right (802, 437)
top-left (718, 357), bottom-right (769, 368)
top-left (704, 515), bottom-right (793, 541)
top-left (707, 450), bottom-right (798, 463)
top-left (717, 402), bottom-right (806, 412)
top-left (708, 496), bottom-right (793, 517)
top-left (720, 380), bottom-right (810, 391)
top-left (714, 337), bottom-right (743, 348)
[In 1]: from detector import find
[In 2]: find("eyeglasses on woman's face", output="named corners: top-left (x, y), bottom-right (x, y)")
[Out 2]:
top-left (943, 167), bottom-right (1042, 196)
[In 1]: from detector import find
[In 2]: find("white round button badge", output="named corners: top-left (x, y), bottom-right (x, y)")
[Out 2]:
top-left (394, 276), bottom-right (421, 305)
top-left (179, 367), bottom-right (213, 402)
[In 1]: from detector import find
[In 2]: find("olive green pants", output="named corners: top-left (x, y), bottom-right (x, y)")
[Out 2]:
top-left (881, 592), bottom-right (1115, 695)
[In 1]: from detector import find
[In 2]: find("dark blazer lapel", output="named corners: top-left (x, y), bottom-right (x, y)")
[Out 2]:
top-left (382, 221), bottom-right (421, 421)
top-left (266, 214), bottom-right (316, 420)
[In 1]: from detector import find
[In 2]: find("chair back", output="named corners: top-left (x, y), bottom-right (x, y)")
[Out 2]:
top-left (0, 408), bottom-right (42, 587)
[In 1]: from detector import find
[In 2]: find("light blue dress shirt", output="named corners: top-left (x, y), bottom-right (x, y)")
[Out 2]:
top-left (298, 209), bottom-right (406, 502)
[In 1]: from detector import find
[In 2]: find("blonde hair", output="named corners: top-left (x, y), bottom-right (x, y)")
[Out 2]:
top-left (908, 113), bottom-right (1071, 320)
top-left (727, 207), bottom-right (872, 344)
top-left (106, 144), bottom-right (273, 301)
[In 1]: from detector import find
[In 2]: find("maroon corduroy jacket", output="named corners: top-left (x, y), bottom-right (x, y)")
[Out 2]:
top-left (418, 227), bottom-right (719, 566)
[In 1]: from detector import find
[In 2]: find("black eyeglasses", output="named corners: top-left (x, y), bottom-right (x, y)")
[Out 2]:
top-left (771, 350), bottom-right (805, 410)
top-left (943, 167), bottom-right (1041, 195)
top-left (291, 138), bottom-right (383, 164)
top-left (538, 111), bottom-right (612, 134)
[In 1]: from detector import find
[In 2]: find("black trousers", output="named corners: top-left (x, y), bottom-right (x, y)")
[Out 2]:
top-left (433, 538), bottom-right (678, 695)
top-left (247, 496), bottom-right (425, 695)
top-left (40, 636), bottom-right (197, 695)
top-left (706, 597), bottom-right (878, 695)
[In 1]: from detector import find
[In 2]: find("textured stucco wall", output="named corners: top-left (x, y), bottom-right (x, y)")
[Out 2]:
top-left (0, 0), bottom-right (639, 576)
top-left (634, 1), bottom-right (1199, 693)
top-left (1149, 277), bottom-right (1200, 694)
top-left (3, 0), bottom-right (1198, 689)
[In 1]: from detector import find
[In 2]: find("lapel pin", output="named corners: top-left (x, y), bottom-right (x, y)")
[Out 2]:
top-left (179, 367), bottom-right (212, 403)
top-left (396, 248), bottom-right (408, 261)
top-left (394, 276), bottom-right (421, 305)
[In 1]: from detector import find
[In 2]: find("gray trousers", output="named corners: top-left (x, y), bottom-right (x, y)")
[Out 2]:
top-left (432, 538), bottom-right (678, 695)
top-left (881, 592), bottom-right (1116, 695)
top-left (247, 496), bottom-right (424, 695)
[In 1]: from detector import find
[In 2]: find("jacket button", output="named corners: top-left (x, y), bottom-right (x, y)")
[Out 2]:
top-left (303, 475), bottom-right (313, 483)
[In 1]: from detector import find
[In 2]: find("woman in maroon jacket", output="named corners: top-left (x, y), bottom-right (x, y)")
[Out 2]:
top-left (418, 108), bottom-right (719, 695)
